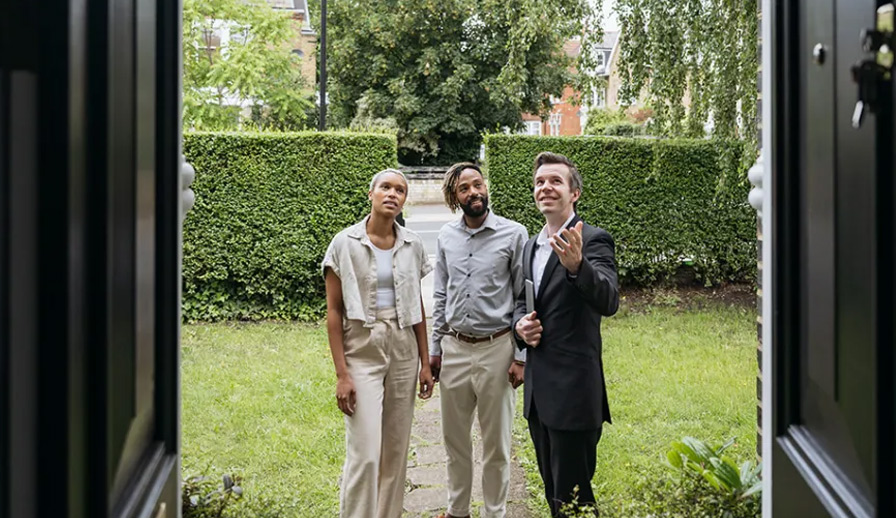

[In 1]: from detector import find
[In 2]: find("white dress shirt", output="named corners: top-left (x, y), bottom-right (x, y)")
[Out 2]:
top-left (532, 212), bottom-right (576, 296)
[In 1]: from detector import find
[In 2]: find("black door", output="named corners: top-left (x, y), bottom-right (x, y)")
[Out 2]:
top-left (772, 0), bottom-right (895, 515)
top-left (2, 0), bottom-right (184, 516)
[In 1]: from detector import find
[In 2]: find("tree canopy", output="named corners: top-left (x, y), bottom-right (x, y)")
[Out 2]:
top-left (328, 0), bottom-right (602, 164)
top-left (183, 0), bottom-right (315, 131)
top-left (614, 0), bottom-right (759, 152)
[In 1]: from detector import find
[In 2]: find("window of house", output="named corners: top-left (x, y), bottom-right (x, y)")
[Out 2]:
top-left (202, 29), bottom-right (221, 55)
top-left (230, 26), bottom-right (250, 45)
top-left (549, 113), bottom-right (562, 136)
top-left (523, 120), bottom-right (542, 135)
top-left (593, 88), bottom-right (607, 108)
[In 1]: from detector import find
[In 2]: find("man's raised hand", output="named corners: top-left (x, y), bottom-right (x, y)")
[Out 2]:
top-left (549, 221), bottom-right (584, 274)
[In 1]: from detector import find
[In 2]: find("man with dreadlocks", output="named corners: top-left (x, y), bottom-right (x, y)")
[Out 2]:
top-left (430, 162), bottom-right (529, 518)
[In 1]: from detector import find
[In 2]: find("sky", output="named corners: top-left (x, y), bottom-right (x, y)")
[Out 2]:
top-left (602, 0), bottom-right (619, 32)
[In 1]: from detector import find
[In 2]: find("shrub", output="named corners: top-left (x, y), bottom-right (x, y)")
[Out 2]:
top-left (628, 106), bottom-right (654, 124)
top-left (182, 132), bottom-right (398, 321)
top-left (666, 437), bottom-right (762, 502)
top-left (583, 107), bottom-right (629, 135)
top-left (602, 122), bottom-right (648, 136)
top-left (182, 473), bottom-right (244, 518)
top-left (484, 135), bottom-right (756, 286)
top-left (595, 437), bottom-right (761, 517)
top-left (613, 471), bottom-right (761, 518)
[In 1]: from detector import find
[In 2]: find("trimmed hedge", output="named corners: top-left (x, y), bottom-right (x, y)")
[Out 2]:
top-left (182, 132), bottom-right (398, 321)
top-left (485, 135), bottom-right (756, 285)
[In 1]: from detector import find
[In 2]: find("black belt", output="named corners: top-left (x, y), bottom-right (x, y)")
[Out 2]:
top-left (453, 327), bottom-right (512, 344)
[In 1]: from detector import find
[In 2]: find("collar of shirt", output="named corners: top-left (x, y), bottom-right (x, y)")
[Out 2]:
top-left (346, 214), bottom-right (415, 246)
top-left (452, 209), bottom-right (499, 235)
top-left (535, 212), bottom-right (577, 248)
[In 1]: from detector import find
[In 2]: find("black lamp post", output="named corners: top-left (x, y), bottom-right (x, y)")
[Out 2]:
top-left (318, 0), bottom-right (327, 130)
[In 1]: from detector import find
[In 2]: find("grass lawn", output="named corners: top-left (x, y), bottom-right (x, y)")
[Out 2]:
top-left (182, 292), bottom-right (757, 517)
top-left (182, 322), bottom-right (342, 516)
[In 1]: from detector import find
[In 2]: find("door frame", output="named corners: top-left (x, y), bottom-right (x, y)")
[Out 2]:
top-left (758, 0), bottom-right (773, 516)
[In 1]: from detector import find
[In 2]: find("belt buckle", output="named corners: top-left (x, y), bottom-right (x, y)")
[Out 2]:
top-left (455, 330), bottom-right (479, 344)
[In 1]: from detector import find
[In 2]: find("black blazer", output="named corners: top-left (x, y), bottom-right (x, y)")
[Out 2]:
top-left (513, 215), bottom-right (619, 431)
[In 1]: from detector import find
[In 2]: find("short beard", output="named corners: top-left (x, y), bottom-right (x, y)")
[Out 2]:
top-left (460, 195), bottom-right (489, 218)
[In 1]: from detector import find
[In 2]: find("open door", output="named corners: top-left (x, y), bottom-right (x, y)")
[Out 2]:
top-left (770, 0), bottom-right (895, 515)
top-left (2, 0), bottom-right (186, 516)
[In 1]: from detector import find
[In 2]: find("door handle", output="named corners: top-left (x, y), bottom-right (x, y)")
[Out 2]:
top-left (851, 3), bottom-right (894, 128)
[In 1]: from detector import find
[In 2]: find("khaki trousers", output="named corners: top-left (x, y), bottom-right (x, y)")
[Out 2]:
top-left (440, 333), bottom-right (515, 518)
top-left (340, 308), bottom-right (419, 518)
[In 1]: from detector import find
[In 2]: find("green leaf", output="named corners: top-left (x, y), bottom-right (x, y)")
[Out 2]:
top-left (682, 436), bottom-right (716, 464)
top-left (666, 449), bottom-right (684, 469)
top-left (709, 457), bottom-right (742, 491)
top-left (717, 437), bottom-right (737, 456)
top-left (741, 480), bottom-right (763, 499)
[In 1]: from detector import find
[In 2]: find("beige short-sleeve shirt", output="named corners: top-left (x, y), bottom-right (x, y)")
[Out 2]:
top-left (322, 215), bottom-right (432, 328)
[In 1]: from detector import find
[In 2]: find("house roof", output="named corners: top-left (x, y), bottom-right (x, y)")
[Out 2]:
top-left (597, 30), bottom-right (619, 51)
top-left (563, 30), bottom-right (620, 61)
top-left (563, 40), bottom-right (582, 59)
top-left (266, 0), bottom-right (316, 35)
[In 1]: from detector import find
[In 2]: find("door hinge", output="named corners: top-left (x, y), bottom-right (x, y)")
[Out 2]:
top-left (851, 3), bottom-right (894, 128)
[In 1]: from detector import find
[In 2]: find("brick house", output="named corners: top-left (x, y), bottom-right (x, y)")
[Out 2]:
top-left (520, 32), bottom-right (622, 136)
top-left (267, 0), bottom-right (318, 87)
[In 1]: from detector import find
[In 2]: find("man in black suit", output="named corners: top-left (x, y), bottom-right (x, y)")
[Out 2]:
top-left (513, 151), bottom-right (619, 517)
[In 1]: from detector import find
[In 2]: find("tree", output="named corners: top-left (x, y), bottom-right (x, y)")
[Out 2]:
top-left (183, 0), bottom-right (315, 131)
top-left (614, 0), bottom-right (758, 150)
top-left (328, 0), bottom-right (602, 164)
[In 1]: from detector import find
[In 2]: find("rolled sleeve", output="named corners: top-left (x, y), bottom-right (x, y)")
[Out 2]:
top-left (321, 241), bottom-right (339, 279)
top-left (418, 241), bottom-right (433, 278)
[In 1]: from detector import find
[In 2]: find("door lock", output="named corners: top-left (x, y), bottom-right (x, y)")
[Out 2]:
top-left (851, 3), bottom-right (894, 128)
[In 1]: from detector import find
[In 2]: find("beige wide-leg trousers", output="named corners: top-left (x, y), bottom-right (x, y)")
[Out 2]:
top-left (440, 333), bottom-right (515, 518)
top-left (339, 308), bottom-right (419, 518)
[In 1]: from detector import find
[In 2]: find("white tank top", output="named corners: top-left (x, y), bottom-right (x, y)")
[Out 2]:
top-left (371, 244), bottom-right (396, 308)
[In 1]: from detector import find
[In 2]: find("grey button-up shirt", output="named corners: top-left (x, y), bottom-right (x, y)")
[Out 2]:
top-left (431, 210), bottom-right (529, 362)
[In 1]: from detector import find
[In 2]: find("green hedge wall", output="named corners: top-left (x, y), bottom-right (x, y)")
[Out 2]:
top-left (485, 135), bottom-right (756, 285)
top-left (182, 132), bottom-right (398, 321)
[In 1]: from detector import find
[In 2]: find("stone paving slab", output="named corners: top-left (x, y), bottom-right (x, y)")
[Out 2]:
top-left (415, 444), bottom-right (448, 467)
top-left (407, 465), bottom-right (448, 488)
top-left (403, 386), bottom-right (532, 518)
top-left (403, 487), bottom-right (447, 514)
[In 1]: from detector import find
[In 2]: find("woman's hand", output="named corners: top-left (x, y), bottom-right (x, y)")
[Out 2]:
top-left (336, 374), bottom-right (357, 416)
top-left (418, 367), bottom-right (434, 399)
